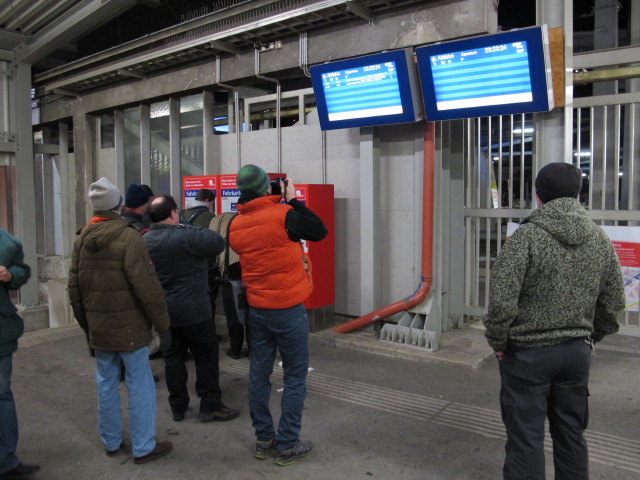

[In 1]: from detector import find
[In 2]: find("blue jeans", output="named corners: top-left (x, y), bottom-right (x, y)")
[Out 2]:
top-left (248, 304), bottom-right (309, 451)
top-left (0, 354), bottom-right (20, 475)
top-left (95, 347), bottom-right (157, 457)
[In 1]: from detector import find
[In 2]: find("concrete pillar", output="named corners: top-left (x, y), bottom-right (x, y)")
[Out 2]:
top-left (169, 97), bottom-right (181, 197)
top-left (139, 104), bottom-right (151, 187)
top-left (535, 0), bottom-right (571, 174)
top-left (359, 127), bottom-right (380, 315)
top-left (13, 62), bottom-right (38, 306)
top-left (58, 121), bottom-right (73, 257)
top-left (621, 0), bottom-right (640, 216)
top-left (591, 0), bottom-right (619, 210)
top-left (114, 109), bottom-right (125, 193)
top-left (203, 90), bottom-right (217, 174)
top-left (76, 111), bottom-right (94, 226)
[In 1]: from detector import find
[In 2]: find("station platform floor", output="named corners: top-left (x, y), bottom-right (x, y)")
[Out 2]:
top-left (9, 320), bottom-right (640, 480)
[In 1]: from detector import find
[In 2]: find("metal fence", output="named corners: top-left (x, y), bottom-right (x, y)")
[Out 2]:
top-left (463, 95), bottom-right (640, 336)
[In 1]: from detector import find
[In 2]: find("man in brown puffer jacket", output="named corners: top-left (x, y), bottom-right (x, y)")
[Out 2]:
top-left (68, 177), bottom-right (173, 465)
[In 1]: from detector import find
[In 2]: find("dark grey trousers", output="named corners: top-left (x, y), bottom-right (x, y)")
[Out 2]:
top-left (499, 337), bottom-right (591, 480)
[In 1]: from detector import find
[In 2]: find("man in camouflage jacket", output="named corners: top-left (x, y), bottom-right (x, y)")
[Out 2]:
top-left (483, 162), bottom-right (625, 480)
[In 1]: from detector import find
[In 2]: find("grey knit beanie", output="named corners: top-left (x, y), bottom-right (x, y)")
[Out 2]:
top-left (89, 177), bottom-right (122, 211)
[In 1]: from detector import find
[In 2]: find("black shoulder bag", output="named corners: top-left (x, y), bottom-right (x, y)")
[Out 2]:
top-left (220, 214), bottom-right (248, 325)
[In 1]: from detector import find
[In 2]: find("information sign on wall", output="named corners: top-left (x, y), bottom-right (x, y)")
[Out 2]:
top-left (182, 175), bottom-right (218, 211)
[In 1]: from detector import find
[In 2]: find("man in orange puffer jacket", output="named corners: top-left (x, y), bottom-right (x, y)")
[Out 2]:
top-left (229, 164), bottom-right (327, 466)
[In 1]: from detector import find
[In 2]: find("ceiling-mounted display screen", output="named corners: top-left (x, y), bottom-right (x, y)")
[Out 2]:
top-left (415, 25), bottom-right (554, 121)
top-left (310, 48), bottom-right (423, 130)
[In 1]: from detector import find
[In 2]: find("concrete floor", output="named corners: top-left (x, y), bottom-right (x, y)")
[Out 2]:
top-left (9, 322), bottom-right (640, 480)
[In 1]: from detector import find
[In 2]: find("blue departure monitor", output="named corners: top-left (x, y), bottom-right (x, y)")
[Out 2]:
top-left (416, 26), bottom-right (554, 121)
top-left (310, 49), bottom-right (423, 130)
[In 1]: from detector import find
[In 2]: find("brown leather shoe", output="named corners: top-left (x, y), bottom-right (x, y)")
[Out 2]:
top-left (133, 440), bottom-right (173, 464)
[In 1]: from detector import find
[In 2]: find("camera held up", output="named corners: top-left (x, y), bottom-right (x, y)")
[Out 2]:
top-left (270, 177), bottom-right (288, 196)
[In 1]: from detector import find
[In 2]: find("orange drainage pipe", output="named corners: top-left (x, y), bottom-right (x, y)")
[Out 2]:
top-left (333, 122), bottom-right (435, 333)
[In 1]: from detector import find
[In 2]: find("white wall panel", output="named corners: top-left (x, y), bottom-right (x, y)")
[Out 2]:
top-left (326, 128), bottom-right (360, 199)
top-left (241, 130), bottom-right (279, 172)
top-left (335, 197), bottom-right (362, 316)
top-left (281, 125), bottom-right (322, 182)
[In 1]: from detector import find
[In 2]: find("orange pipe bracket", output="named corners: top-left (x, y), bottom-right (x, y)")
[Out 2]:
top-left (333, 122), bottom-right (436, 333)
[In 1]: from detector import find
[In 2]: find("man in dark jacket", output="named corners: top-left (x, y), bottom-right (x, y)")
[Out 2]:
top-left (68, 177), bottom-right (173, 465)
top-left (229, 164), bottom-right (327, 466)
top-left (183, 188), bottom-right (219, 323)
top-left (183, 188), bottom-right (215, 228)
top-left (483, 163), bottom-right (625, 480)
top-left (121, 184), bottom-right (151, 232)
top-left (0, 230), bottom-right (39, 479)
top-left (145, 194), bottom-right (239, 423)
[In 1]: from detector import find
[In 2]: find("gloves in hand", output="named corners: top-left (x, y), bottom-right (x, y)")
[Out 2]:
top-left (83, 329), bottom-right (95, 357)
top-left (159, 329), bottom-right (172, 356)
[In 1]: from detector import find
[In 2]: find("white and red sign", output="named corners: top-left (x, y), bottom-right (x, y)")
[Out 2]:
top-left (182, 175), bottom-right (218, 210)
top-left (602, 226), bottom-right (640, 311)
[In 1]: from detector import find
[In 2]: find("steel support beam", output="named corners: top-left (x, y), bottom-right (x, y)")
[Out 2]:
top-left (0, 28), bottom-right (25, 51)
top-left (14, 0), bottom-right (137, 65)
top-left (574, 44), bottom-right (640, 69)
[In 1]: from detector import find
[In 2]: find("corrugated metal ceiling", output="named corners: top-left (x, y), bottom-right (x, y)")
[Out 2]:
top-left (2, 1), bottom-right (631, 98)
top-left (0, 0), bottom-right (83, 35)
top-left (29, 0), bottom-right (426, 95)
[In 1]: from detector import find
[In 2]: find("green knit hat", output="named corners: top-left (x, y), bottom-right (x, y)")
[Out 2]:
top-left (236, 164), bottom-right (270, 195)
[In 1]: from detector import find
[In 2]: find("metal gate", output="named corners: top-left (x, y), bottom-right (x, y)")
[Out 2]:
top-left (463, 94), bottom-right (640, 336)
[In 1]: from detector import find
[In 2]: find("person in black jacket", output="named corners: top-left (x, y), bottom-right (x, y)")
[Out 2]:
top-left (121, 184), bottom-right (151, 232)
top-left (183, 188), bottom-right (215, 228)
top-left (144, 194), bottom-right (239, 423)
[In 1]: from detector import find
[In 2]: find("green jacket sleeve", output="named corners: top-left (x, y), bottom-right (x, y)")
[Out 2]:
top-left (6, 242), bottom-right (30, 290)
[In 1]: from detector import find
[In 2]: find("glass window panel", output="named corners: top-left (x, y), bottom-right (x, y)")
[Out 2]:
top-left (124, 107), bottom-right (141, 186)
top-left (150, 100), bottom-right (171, 195)
top-left (180, 94), bottom-right (204, 177)
top-left (100, 113), bottom-right (114, 149)
top-left (151, 101), bottom-right (170, 118)
top-left (180, 94), bottom-right (203, 113)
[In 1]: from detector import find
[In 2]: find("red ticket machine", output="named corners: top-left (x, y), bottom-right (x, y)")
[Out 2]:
top-left (207, 174), bottom-right (335, 332)
top-left (295, 184), bottom-right (335, 331)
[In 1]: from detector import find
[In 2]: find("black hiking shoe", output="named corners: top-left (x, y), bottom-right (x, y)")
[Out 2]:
top-left (274, 439), bottom-right (313, 466)
top-left (254, 439), bottom-right (276, 459)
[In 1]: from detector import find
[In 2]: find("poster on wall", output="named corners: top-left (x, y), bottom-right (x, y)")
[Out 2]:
top-left (218, 174), bottom-right (240, 213)
top-left (182, 175), bottom-right (218, 211)
top-left (601, 226), bottom-right (640, 312)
